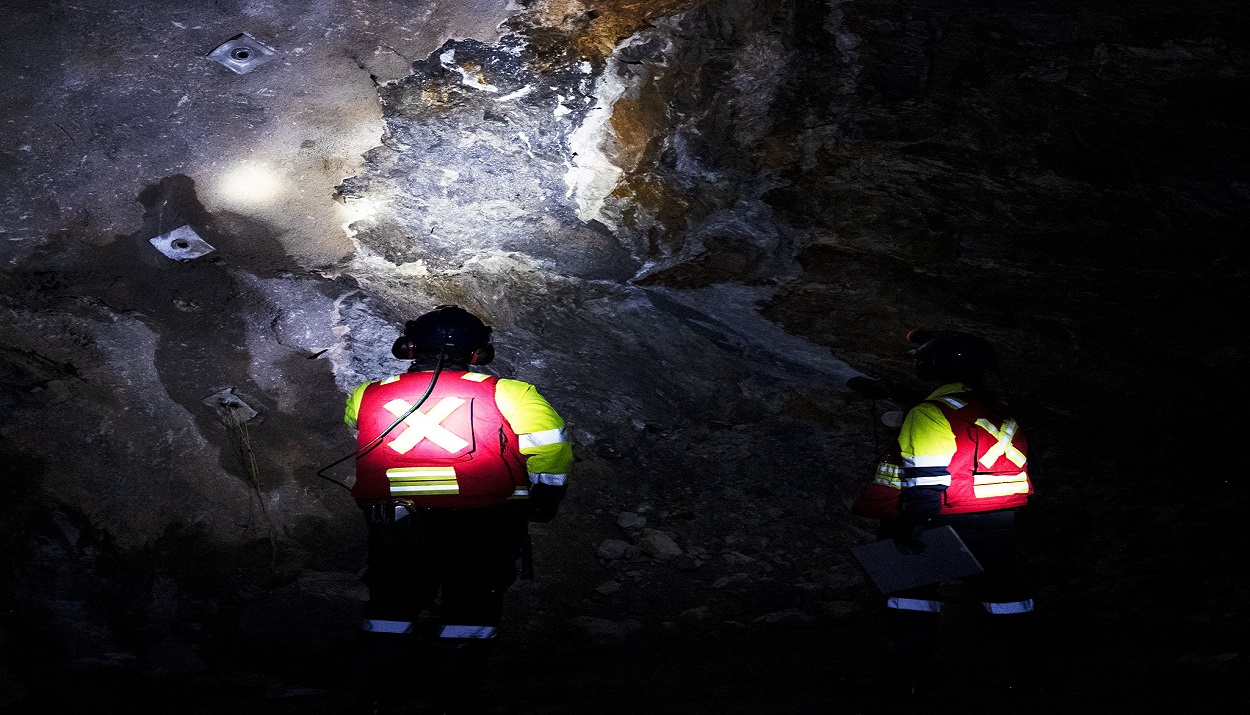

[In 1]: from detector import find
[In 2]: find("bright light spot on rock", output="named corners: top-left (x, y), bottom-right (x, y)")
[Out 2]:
top-left (341, 196), bottom-right (382, 238)
top-left (498, 86), bottom-right (533, 102)
top-left (220, 163), bottom-right (281, 204)
top-left (564, 52), bottom-right (630, 227)
top-left (346, 196), bottom-right (379, 221)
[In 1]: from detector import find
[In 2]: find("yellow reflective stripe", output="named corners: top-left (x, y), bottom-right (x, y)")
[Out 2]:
top-left (972, 473), bottom-right (1027, 485)
top-left (380, 375), bottom-right (401, 385)
top-left (460, 372), bottom-right (491, 382)
top-left (387, 467), bottom-right (458, 480)
top-left (972, 473), bottom-right (1029, 498)
top-left (387, 467), bottom-right (459, 495)
top-left (872, 462), bottom-right (903, 488)
top-left (390, 484), bottom-right (459, 495)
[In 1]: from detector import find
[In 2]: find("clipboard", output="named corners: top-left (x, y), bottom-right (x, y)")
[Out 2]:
top-left (850, 526), bottom-right (984, 594)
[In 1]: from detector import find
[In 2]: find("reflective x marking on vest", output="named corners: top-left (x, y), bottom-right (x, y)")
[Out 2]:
top-left (974, 417), bottom-right (1025, 468)
top-left (383, 397), bottom-right (470, 454)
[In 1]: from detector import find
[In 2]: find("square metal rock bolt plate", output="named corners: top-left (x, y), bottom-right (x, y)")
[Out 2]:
top-left (149, 225), bottom-right (216, 261)
top-left (208, 33), bottom-right (278, 74)
top-left (203, 388), bottom-right (258, 422)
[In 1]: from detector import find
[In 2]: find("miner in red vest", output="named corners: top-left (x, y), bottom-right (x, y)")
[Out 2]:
top-left (343, 305), bottom-right (572, 714)
top-left (878, 330), bottom-right (1042, 698)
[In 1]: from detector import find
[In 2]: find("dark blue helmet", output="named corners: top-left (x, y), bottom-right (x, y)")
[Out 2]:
top-left (392, 305), bottom-right (494, 365)
top-left (907, 330), bottom-right (997, 383)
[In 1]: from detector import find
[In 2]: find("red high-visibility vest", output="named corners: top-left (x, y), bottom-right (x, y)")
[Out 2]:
top-left (925, 395), bottom-right (1032, 514)
top-left (351, 371), bottom-right (528, 508)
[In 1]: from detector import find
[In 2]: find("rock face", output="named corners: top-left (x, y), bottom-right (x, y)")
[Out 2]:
top-left (0, 0), bottom-right (1248, 711)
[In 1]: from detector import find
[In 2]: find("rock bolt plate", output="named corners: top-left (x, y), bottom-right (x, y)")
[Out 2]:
top-left (149, 225), bottom-right (215, 261)
top-left (208, 33), bottom-right (277, 74)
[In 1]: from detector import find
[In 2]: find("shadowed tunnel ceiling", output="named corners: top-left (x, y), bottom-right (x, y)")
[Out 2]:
top-left (0, 0), bottom-right (1247, 711)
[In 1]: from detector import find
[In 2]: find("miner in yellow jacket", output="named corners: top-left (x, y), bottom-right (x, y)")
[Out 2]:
top-left (882, 330), bottom-right (1042, 700)
top-left (344, 305), bottom-right (571, 714)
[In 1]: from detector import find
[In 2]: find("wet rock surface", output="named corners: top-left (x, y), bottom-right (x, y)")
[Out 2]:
top-left (1, 0), bottom-right (1248, 712)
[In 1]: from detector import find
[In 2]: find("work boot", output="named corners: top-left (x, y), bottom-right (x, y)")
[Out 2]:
top-left (432, 636), bottom-right (494, 714)
top-left (346, 629), bottom-right (420, 714)
top-left (997, 610), bottom-right (1048, 700)
top-left (880, 607), bottom-right (942, 700)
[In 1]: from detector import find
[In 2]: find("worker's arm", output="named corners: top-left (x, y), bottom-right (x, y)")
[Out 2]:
top-left (897, 401), bottom-right (956, 528)
top-left (343, 382), bottom-right (370, 430)
top-left (496, 379), bottom-right (573, 521)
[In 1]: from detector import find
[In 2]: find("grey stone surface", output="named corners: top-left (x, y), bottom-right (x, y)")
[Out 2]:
top-left (0, 0), bottom-right (1246, 711)
top-left (569, 615), bottom-right (641, 647)
top-left (636, 528), bottom-right (683, 560)
top-left (595, 538), bottom-right (634, 561)
top-left (235, 571), bottom-right (366, 652)
top-left (144, 636), bottom-right (208, 675)
top-left (0, 665), bottom-right (25, 708)
top-left (615, 511), bottom-right (646, 530)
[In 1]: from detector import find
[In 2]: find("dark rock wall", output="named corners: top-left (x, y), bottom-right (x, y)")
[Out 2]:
top-left (1, 0), bottom-right (1247, 708)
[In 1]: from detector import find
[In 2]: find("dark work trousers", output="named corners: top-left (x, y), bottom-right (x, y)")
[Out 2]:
top-left (880, 509), bottom-right (1030, 609)
top-left (879, 509), bottom-right (1042, 693)
top-left (359, 501), bottom-right (528, 626)
top-left (353, 501), bottom-right (528, 713)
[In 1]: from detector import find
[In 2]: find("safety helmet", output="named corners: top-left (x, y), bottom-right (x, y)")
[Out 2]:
top-left (906, 329), bottom-right (997, 383)
top-left (392, 305), bottom-right (495, 365)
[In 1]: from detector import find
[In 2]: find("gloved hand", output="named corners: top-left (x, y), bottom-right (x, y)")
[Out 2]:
top-left (893, 486), bottom-right (943, 554)
top-left (879, 518), bottom-right (924, 554)
top-left (527, 482), bottom-right (566, 524)
top-left (892, 523), bottom-right (928, 554)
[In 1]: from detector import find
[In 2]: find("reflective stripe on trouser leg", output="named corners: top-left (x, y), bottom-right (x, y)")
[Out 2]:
top-left (361, 619), bottom-right (415, 634)
top-left (982, 599), bottom-right (1035, 615)
top-left (439, 625), bottom-right (497, 639)
top-left (887, 597), bottom-right (943, 613)
top-left (528, 472), bottom-right (567, 486)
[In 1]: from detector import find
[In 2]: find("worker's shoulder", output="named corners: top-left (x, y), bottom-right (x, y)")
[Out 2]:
top-left (494, 376), bottom-right (539, 395)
